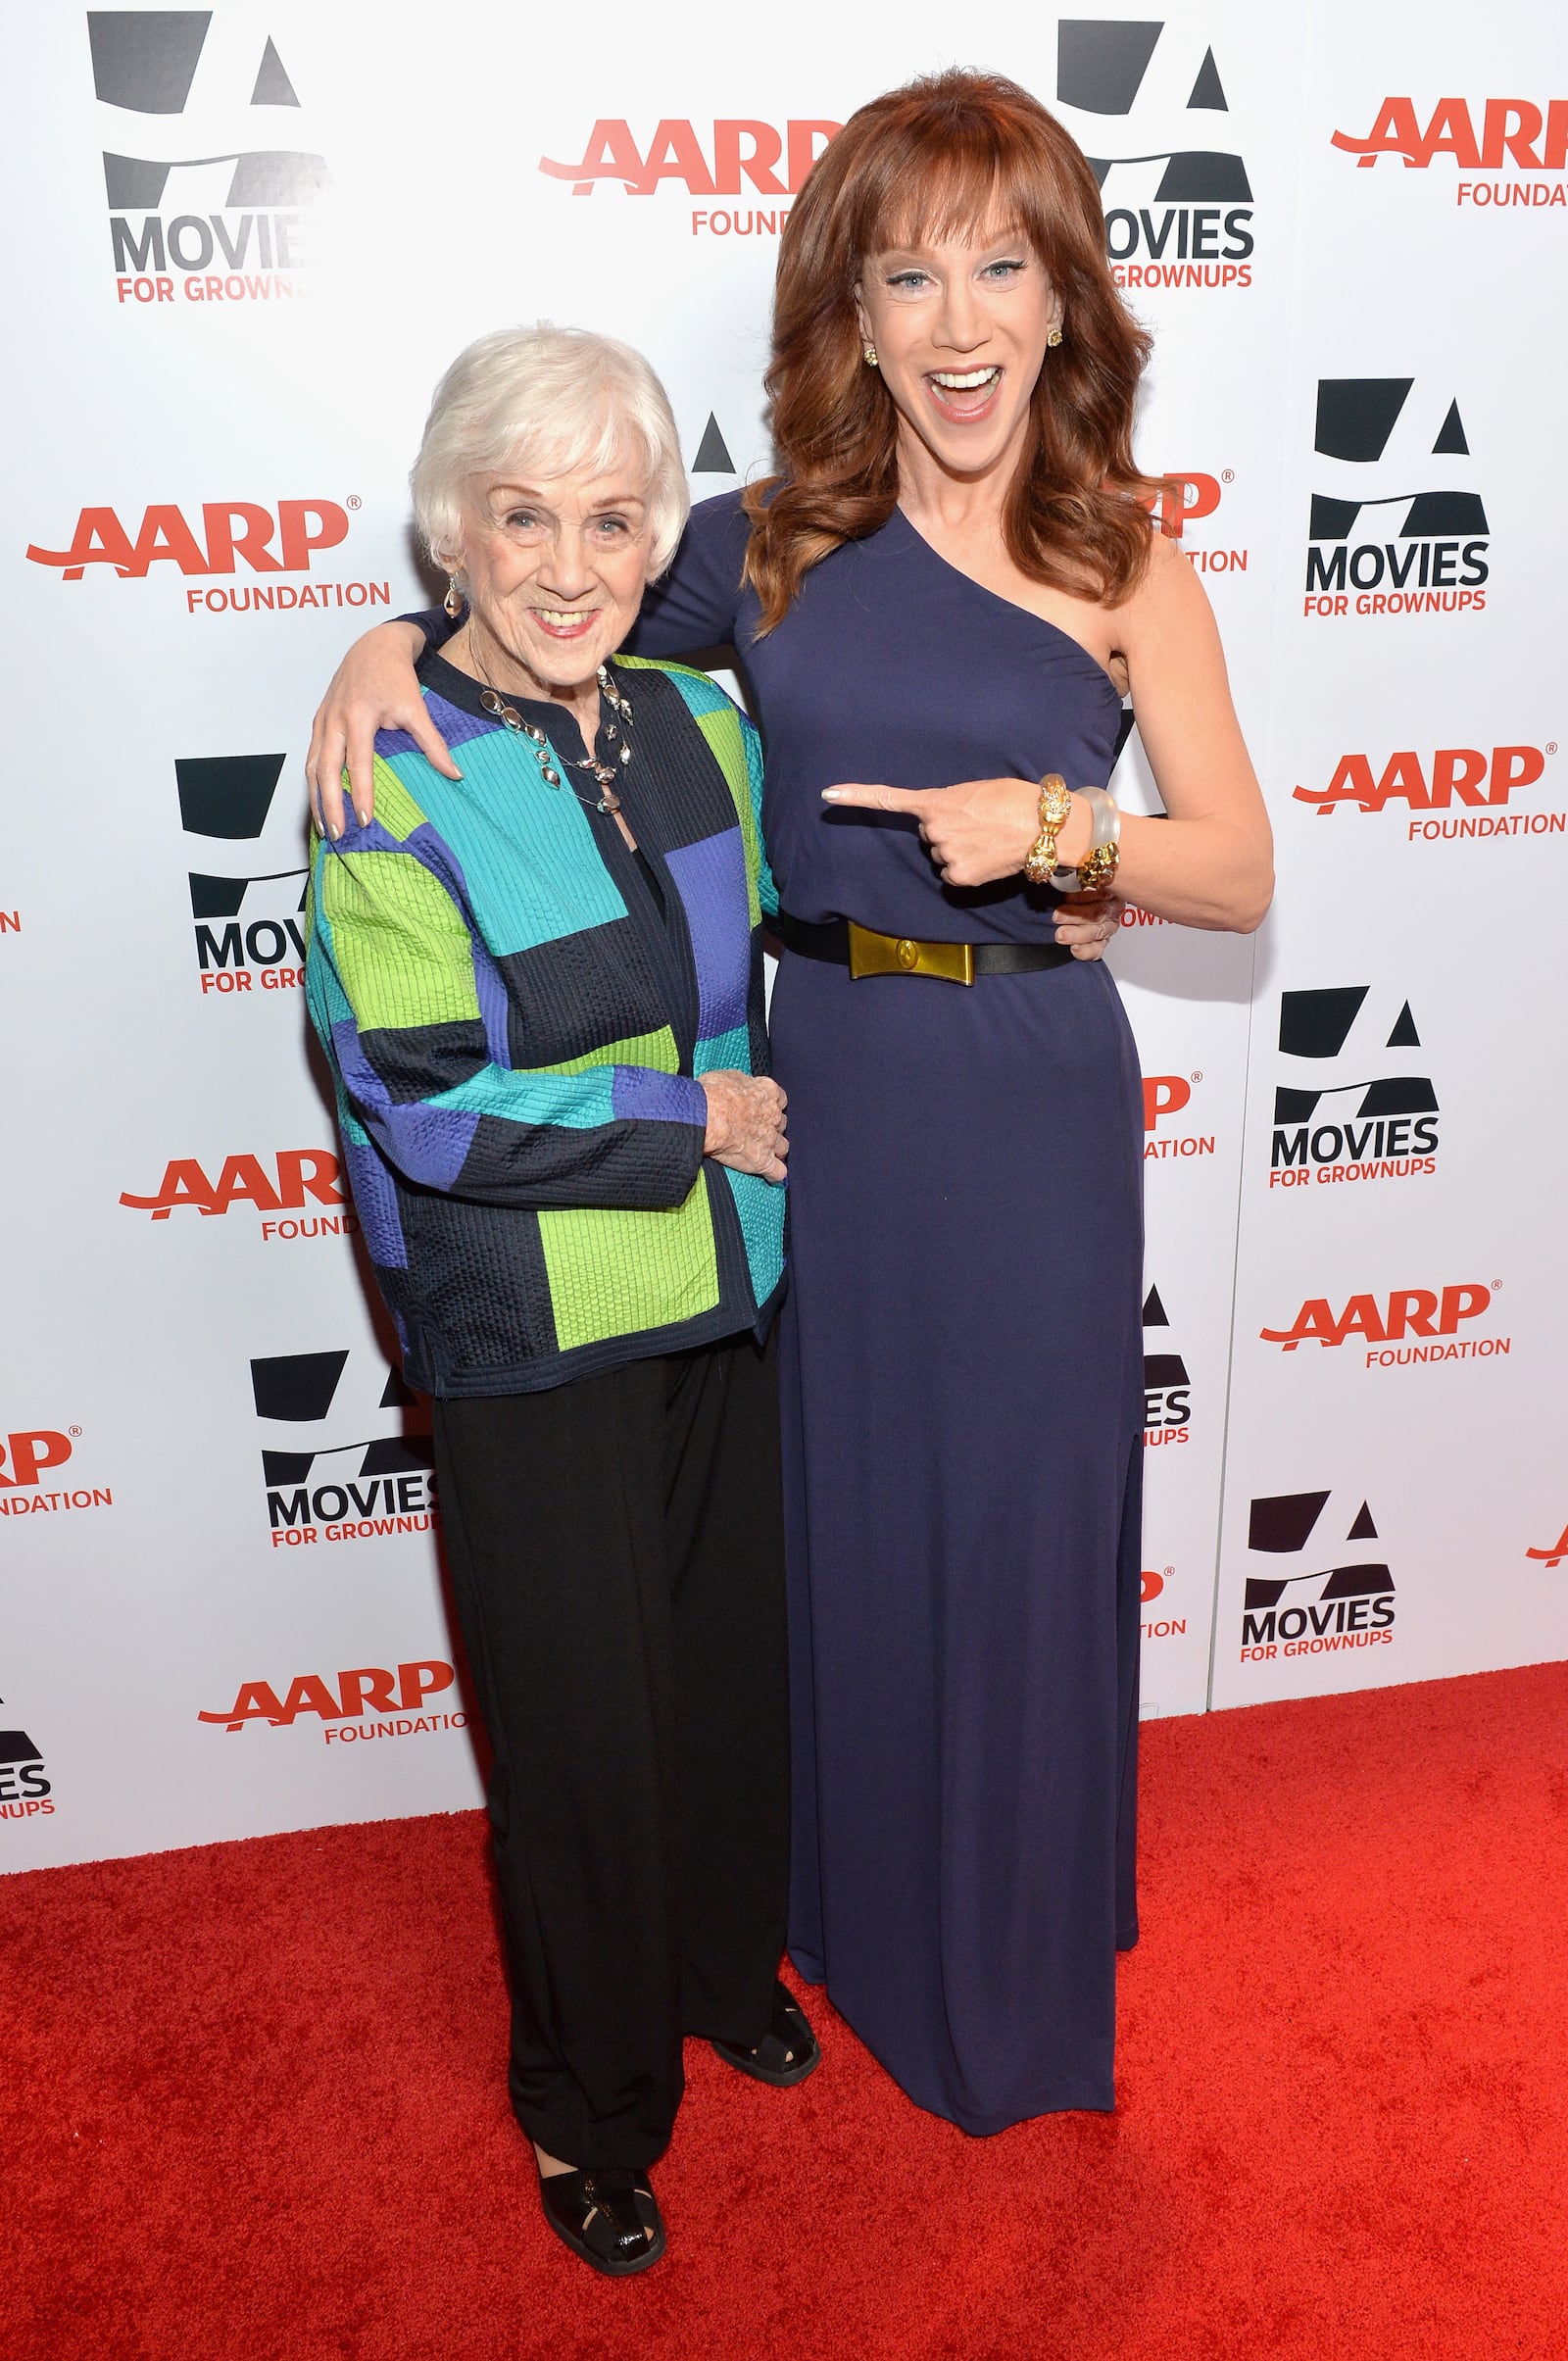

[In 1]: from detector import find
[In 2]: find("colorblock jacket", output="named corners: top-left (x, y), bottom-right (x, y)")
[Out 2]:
top-left (305, 651), bottom-right (784, 1396)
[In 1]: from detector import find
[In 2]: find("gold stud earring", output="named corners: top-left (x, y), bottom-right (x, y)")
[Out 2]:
top-left (443, 574), bottom-right (463, 619)
top-left (1046, 325), bottom-right (1063, 349)
top-left (862, 343), bottom-right (878, 368)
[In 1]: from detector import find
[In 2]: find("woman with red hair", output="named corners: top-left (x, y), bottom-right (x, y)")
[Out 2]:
top-left (310, 69), bottom-right (1271, 2137)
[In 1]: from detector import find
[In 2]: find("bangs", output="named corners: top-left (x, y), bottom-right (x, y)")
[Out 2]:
top-left (854, 115), bottom-right (1050, 259)
top-left (489, 404), bottom-right (658, 497)
top-left (411, 323), bottom-right (691, 578)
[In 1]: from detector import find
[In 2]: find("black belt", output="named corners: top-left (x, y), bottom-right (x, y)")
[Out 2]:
top-left (773, 910), bottom-right (1072, 985)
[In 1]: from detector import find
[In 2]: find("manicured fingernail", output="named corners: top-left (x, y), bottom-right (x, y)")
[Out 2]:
top-left (821, 788), bottom-right (842, 801)
top-left (328, 823), bottom-right (342, 842)
top-left (354, 810), bottom-right (368, 828)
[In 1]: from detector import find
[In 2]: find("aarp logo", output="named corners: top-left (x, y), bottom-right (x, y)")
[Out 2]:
top-left (538, 116), bottom-right (840, 241)
top-left (1332, 94), bottom-right (1567, 212)
top-left (1142, 1070), bottom-right (1214, 1165)
top-left (24, 498), bottom-right (391, 620)
top-left (198, 1658), bottom-right (462, 1744)
top-left (0, 1424), bottom-right (114, 1522)
top-left (119, 1148), bottom-right (356, 1243)
top-left (1260, 1282), bottom-right (1508, 1373)
top-left (1295, 741), bottom-right (1551, 824)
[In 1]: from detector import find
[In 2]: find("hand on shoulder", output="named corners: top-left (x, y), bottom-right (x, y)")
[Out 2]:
top-left (306, 620), bottom-right (452, 838)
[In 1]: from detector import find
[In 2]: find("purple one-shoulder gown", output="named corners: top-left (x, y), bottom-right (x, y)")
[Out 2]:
top-left (631, 491), bottom-right (1144, 2134)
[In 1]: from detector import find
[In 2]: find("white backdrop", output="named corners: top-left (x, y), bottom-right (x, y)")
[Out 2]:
top-left (4, 0), bottom-right (1564, 1868)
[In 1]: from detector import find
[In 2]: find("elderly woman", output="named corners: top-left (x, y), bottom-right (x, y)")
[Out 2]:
top-left (305, 325), bottom-right (816, 2279)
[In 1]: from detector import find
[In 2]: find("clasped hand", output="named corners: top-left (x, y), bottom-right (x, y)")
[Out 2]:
top-left (820, 777), bottom-right (1123, 959)
top-left (701, 1071), bottom-right (788, 1184)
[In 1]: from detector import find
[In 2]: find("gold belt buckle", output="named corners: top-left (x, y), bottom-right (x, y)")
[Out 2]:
top-left (846, 921), bottom-right (975, 985)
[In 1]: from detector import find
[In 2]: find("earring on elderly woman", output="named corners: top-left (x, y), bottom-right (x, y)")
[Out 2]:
top-left (863, 343), bottom-right (878, 367)
top-left (1046, 324), bottom-right (1063, 348)
top-left (443, 574), bottom-right (464, 619)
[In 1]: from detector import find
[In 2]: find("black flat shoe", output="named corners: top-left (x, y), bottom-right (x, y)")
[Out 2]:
top-left (538, 2166), bottom-right (665, 2277)
top-left (712, 1980), bottom-right (822, 2088)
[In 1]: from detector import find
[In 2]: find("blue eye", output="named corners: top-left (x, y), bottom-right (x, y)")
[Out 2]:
top-left (886, 270), bottom-right (930, 290)
top-left (983, 259), bottom-right (1027, 281)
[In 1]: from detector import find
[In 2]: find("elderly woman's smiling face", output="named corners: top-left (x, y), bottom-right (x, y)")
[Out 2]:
top-left (455, 461), bottom-right (654, 696)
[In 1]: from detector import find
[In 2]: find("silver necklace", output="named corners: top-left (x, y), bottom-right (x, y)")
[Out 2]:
top-left (473, 656), bottom-right (635, 817)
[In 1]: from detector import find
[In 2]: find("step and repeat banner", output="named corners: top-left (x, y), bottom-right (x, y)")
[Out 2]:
top-left (4, 0), bottom-right (1564, 1867)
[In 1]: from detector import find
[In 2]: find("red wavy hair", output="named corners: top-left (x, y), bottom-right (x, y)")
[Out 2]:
top-left (743, 69), bottom-right (1163, 632)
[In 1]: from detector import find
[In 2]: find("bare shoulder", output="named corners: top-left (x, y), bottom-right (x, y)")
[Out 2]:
top-left (1118, 527), bottom-right (1221, 651)
top-left (1138, 524), bottom-right (1205, 600)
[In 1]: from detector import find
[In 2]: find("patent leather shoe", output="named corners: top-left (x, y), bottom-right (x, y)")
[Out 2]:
top-left (538, 2165), bottom-right (665, 2277)
top-left (712, 1979), bottom-right (822, 2088)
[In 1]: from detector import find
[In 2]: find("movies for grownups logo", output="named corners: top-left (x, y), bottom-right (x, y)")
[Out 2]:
top-left (1054, 19), bottom-right (1255, 291)
top-left (1143, 1284), bottom-right (1191, 1449)
top-left (87, 10), bottom-right (330, 305)
top-left (1332, 91), bottom-right (1568, 212)
top-left (253, 1349), bottom-right (436, 1550)
top-left (0, 1708), bottom-right (53, 1823)
top-left (1266, 987), bottom-right (1439, 1191)
top-left (1303, 380), bottom-right (1490, 620)
top-left (537, 113), bottom-right (840, 241)
top-left (1239, 1490), bottom-right (1396, 1665)
top-left (176, 754), bottom-right (307, 999)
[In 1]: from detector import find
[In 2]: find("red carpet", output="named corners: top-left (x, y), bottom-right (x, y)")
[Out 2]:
top-left (7, 1662), bottom-right (1567, 2360)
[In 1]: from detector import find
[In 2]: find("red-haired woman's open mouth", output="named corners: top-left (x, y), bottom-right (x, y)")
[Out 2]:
top-left (924, 367), bottom-right (1004, 423)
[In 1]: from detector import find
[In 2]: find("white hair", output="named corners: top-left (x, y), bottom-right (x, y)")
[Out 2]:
top-left (411, 323), bottom-right (691, 579)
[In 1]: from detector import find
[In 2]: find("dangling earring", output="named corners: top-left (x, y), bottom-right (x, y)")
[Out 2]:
top-left (862, 343), bottom-right (878, 368)
top-left (443, 574), bottom-right (464, 619)
top-left (1046, 324), bottom-right (1063, 349)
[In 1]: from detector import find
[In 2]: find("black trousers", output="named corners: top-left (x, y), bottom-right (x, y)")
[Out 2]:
top-left (432, 1329), bottom-right (789, 2171)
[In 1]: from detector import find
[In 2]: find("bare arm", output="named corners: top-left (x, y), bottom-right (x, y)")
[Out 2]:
top-left (305, 620), bottom-right (451, 837)
top-left (1104, 534), bottom-right (1273, 931)
top-left (825, 537), bottom-right (1274, 936)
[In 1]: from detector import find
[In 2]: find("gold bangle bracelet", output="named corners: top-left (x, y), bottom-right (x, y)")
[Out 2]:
top-left (1050, 786), bottom-right (1122, 894)
top-left (1023, 773), bottom-right (1072, 885)
top-left (1075, 839), bottom-right (1121, 891)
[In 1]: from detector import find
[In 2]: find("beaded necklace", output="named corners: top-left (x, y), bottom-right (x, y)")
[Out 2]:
top-left (470, 648), bottom-right (635, 817)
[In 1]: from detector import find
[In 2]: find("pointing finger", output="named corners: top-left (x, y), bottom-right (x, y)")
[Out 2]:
top-left (821, 783), bottom-right (934, 815)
